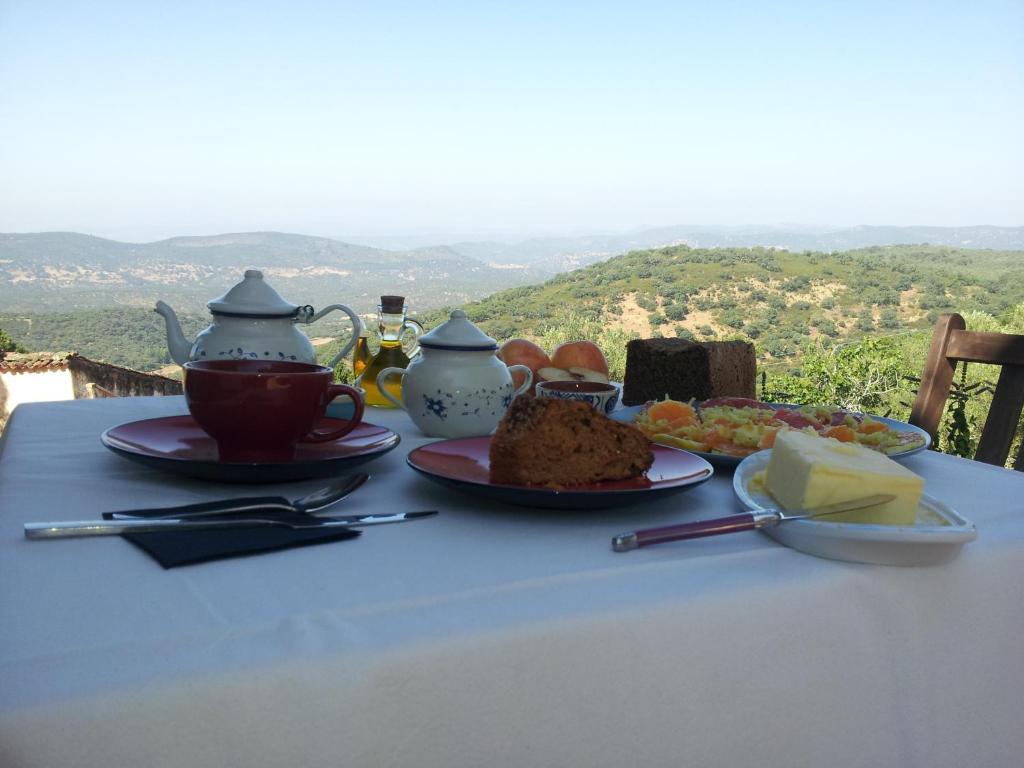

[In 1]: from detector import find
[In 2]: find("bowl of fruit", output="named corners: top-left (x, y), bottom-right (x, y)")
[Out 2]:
top-left (497, 338), bottom-right (612, 394)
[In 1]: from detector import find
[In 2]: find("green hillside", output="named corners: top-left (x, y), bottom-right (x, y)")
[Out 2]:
top-left (4, 243), bottom-right (1022, 376)
top-left (0, 308), bottom-right (208, 372)
top-left (423, 244), bottom-right (1023, 369)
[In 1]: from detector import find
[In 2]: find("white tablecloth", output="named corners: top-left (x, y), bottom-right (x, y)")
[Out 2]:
top-left (1, 396), bottom-right (1022, 767)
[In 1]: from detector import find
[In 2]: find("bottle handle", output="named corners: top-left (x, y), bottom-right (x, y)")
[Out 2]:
top-left (376, 367), bottom-right (407, 409)
top-left (307, 304), bottom-right (362, 369)
top-left (508, 365), bottom-right (533, 398)
top-left (402, 318), bottom-right (424, 358)
top-left (301, 384), bottom-right (365, 443)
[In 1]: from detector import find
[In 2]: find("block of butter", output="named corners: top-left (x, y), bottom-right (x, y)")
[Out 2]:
top-left (765, 429), bottom-right (924, 526)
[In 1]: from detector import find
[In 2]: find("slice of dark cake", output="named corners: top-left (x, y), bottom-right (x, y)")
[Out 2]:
top-left (489, 396), bottom-right (654, 487)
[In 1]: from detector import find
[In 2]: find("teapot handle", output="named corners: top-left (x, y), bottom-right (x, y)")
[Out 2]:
top-left (376, 367), bottom-right (407, 410)
top-left (508, 365), bottom-right (533, 398)
top-left (308, 304), bottom-right (362, 369)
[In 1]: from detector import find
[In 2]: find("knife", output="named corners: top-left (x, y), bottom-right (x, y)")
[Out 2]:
top-left (24, 510), bottom-right (438, 539)
top-left (611, 494), bottom-right (896, 552)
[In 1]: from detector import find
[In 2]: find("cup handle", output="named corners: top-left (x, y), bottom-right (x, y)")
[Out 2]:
top-left (508, 365), bottom-right (533, 397)
top-left (302, 384), bottom-right (365, 443)
top-left (376, 367), bottom-right (407, 409)
top-left (309, 304), bottom-right (362, 369)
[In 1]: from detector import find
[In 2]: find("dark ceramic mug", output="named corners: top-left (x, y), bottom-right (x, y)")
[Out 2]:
top-left (183, 360), bottom-right (365, 463)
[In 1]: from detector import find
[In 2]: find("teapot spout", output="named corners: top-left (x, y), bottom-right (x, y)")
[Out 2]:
top-left (154, 301), bottom-right (192, 365)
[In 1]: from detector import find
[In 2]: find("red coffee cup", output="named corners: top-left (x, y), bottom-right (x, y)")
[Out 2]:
top-left (183, 360), bottom-right (365, 463)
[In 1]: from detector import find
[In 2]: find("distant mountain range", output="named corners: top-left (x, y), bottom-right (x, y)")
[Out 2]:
top-left (356, 224), bottom-right (1024, 273)
top-left (0, 231), bottom-right (545, 314)
top-left (1, 225), bottom-right (1021, 314)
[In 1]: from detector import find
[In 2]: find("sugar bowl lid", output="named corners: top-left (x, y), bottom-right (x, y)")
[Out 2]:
top-left (207, 269), bottom-right (299, 317)
top-left (418, 309), bottom-right (498, 351)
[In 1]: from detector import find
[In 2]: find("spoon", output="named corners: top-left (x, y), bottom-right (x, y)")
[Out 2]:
top-left (104, 473), bottom-right (370, 521)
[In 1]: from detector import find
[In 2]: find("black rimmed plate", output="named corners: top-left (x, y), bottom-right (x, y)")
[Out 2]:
top-left (612, 402), bottom-right (932, 470)
top-left (406, 436), bottom-right (713, 510)
top-left (101, 415), bottom-right (400, 483)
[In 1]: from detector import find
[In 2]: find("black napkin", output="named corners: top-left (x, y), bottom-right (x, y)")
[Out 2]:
top-left (122, 525), bottom-right (360, 568)
top-left (105, 509), bottom-right (360, 568)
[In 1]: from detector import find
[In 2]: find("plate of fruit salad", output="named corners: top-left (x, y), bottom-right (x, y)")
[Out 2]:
top-left (613, 396), bottom-right (930, 468)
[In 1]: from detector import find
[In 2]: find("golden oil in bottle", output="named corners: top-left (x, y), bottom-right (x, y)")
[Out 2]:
top-left (352, 331), bottom-right (372, 380)
top-left (359, 339), bottom-right (409, 407)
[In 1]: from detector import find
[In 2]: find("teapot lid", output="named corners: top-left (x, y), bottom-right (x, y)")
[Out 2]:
top-left (207, 269), bottom-right (299, 317)
top-left (419, 309), bottom-right (498, 351)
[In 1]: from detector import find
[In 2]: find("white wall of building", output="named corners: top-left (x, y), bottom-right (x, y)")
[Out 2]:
top-left (0, 369), bottom-right (75, 418)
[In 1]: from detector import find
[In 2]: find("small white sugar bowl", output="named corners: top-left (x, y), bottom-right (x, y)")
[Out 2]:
top-left (376, 310), bottom-right (532, 437)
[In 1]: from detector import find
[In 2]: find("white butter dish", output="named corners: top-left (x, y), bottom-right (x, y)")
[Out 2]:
top-left (733, 451), bottom-right (977, 566)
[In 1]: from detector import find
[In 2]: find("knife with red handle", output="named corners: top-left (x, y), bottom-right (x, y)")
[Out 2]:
top-left (611, 494), bottom-right (895, 552)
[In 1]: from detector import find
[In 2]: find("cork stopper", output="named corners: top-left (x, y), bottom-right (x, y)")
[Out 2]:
top-left (380, 295), bottom-right (405, 314)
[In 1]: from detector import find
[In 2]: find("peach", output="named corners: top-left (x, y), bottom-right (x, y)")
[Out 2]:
top-left (551, 340), bottom-right (609, 378)
top-left (498, 339), bottom-right (551, 395)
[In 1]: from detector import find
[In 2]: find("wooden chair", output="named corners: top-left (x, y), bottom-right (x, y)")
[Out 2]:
top-left (910, 313), bottom-right (1024, 470)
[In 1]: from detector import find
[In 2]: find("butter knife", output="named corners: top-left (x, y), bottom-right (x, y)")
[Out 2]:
top-left (611, 494), bottom-right (895, 552)
top-left (25, 510), bottom-right (438, 539)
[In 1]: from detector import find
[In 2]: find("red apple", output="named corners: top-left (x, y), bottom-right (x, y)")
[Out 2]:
top-left (568, 366), bottom-right (610, 384)
top-left (498, 339), bottom-right (551, 395)
top-left (537, 366), bottom-right (575, 382)
top-left (550, 340), bottom-right (609, 378)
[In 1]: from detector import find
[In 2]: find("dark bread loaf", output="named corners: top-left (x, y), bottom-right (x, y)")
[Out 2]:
top-left (703, 340), bottom-right (757, 400)
top-left (622, 338), bottom-right (756, 406)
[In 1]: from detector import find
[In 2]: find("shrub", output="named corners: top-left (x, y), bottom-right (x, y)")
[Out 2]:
top-left (664, 302), bottom-right (688, 321)
top-left (636, 295), bottom-right (658, 311)
top-left (720, 308), bottom-right (746, 329)
top-left (879, 307), bottom-right (900, 329)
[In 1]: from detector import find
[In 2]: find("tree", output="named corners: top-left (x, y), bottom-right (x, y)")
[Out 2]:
top-left (856, 309), bottom-right (875, 332)
top-left (765, 337), bottom-right (910, 413)
top-left (0, 328), bottom-right (26, 355)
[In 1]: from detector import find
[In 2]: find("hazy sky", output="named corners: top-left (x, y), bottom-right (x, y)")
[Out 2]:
top-left (1, 0), bottom-right (1021, 242)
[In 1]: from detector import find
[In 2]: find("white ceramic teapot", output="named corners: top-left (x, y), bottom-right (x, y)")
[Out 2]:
top-left (376, 310), bottom-right (532, 438)
top-left (155, 269), bottom-right (361, 368)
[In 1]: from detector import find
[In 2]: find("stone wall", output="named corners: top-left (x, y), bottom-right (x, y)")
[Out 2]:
top-left (0, 353), bottom-right (182, 433)
top-left (68, 357), bottom-right (182, 398)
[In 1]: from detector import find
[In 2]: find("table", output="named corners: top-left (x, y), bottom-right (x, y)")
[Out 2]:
top-left (1, 396), bottom-right (1023, 767)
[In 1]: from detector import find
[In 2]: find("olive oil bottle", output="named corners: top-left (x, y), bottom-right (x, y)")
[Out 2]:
top-left (357, 295), bottom-right (422, 407)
